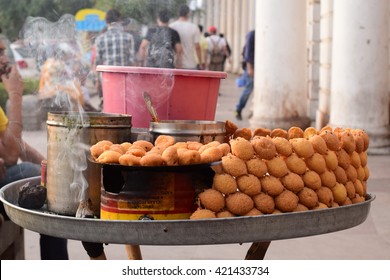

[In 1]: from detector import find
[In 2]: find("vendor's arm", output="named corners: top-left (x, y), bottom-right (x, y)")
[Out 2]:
top-left (0, 65), bottom-right (24, 166)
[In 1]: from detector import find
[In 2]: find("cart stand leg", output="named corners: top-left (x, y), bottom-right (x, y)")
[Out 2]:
top-left (245, 241), bottom-right (271, 260)
top-left (125, 244), bottom-right (143, 260)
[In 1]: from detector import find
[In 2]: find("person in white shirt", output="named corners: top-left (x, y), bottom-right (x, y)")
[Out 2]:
top-left (169, 4), bottom-right (203, 70)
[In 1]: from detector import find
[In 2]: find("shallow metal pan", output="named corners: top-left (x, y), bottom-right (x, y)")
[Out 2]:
top-left (0, 176), bottom-right (375, 246)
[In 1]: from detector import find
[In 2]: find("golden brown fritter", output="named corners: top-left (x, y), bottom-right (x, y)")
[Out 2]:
top-left (221, 154), bottom-right (248, 177)
top-left (190, 209), bottom-right (216, 219)
top-left (272, 137), bottom-right (293, 157)
top-left (198, 189), bottom-right (225, 212)
top-left (320, 170), bottom-right (337, 188)
top-left (281, 172), bottom-right (305, 193)
top-left (230, 137), bottom-right (255, 160)
top-left (323, 150), bottom-right (338, 171)
top-left (252, 136), bottom-right (277, 160)
top-left (266, 156), bottom-right (289, 178)
top-left (344, 181), bottom-right (356, 199)
top-left (200, 146), bottom-right (223, 163)
top-left (243, 208), bottom-right (263, 216)
top-left (298, 187), bottom-right (319, 209)
top-left (253, 192), bottom-right (275, 214)
top-left (225, 120), bottom-right (239, 139)
top-left (225, 192), bottom-right (254, 215)
top-left (334, 166), bottom-right (348, 184)
top-left (154, 135), bottom-right (175, 149)
top-left (309, 135), bottom-right (328, 155)
top-left (285, 153), bottom-right (307, 175)
top-left (161, 145), bottom-right (179, 166)
top-left (302, 170), bottom-right (322, 190)
top-left (140, 153), bottom-right (165, 166)
top-left (331, 183), bottom-right (347, 204)
top-left (233, 127), bottom-right (252, 141)
top-left (96, 150), bottom-right (122, 164)
top-left (246, 157), bottom-right (268, 178)
top-left (305, 153), bottom-right (327, 174)
top-left (118, 153), bottom-right (141, 166)
top-left (320, 130), bottom-right (340, 151)
top-left (336, 149), bottom-right (351, 169)
top-left (270, 128), bottom-right (288, 139)
top-left (236, 174), bottom-right (262, 196)
top-left (260, 175), bottom-right (284, 196)
top-left (275, 190), bottom-right (299, 212)
top-left (212, 173), bottom-right (238, 195)
top-left (287, 126), bottom-right (304, 139)
top-left (304, 127), bottom-right (319, 139)
top-left (178, 149), bottom-right (202, 165)
top-left (339, 131), bottom-right (356, 154)
top-left (216, 210), bottom-right (236, 218)
top-left (253, 127), bottom-right (271, 138)
top-left (290, 138), bottom-right (315, 159)
top-left (132, 140), bottom-right (155, 152)
top-left (315, 187), bottom-right (334, 207)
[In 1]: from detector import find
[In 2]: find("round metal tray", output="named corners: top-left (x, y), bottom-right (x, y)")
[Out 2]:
top-left (0, 176), bottom-right (374, 245)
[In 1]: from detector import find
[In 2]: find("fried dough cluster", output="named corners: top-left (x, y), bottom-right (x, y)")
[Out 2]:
top-left (190, 124), bottom-right (370, 220)
top-left (90, 135), bottom-right (228, 167)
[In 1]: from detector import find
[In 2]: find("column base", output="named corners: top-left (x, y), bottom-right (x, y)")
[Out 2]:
top-left (315, 110), bottom-right (330, 130)
top-left (249, 116), bottom-right (311, 130)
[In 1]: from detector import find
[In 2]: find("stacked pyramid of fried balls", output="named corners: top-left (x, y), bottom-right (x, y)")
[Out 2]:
top-left (89, 121), bottom-right (370, 220)
top-left (190, 121), bottom-right (370, 220)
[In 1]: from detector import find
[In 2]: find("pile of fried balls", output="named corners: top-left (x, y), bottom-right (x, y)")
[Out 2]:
top-left (190, 122), bottom-right (370, 219)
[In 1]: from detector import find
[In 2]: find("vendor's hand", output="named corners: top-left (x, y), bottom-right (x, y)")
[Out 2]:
top-left (2, 65), bottom-right (24, 97)
top-left (0, 158), bottom-right (6, 181)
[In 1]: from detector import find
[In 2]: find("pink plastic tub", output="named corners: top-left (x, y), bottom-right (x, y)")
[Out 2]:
top-left (96, 66), bottom-right (227, 128)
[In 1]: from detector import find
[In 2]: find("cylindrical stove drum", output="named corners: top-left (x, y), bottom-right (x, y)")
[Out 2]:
top-left (46, 112), bottom-right (132, 216)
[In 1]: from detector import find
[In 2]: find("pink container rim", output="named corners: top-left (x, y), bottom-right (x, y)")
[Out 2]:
top-left (96, 65), bottom-right (228, 79)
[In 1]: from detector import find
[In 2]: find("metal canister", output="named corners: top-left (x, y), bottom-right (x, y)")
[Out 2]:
top-left (149, 120), bottom-right (226, 144)
top-left (46, 112), bottom-right (132, 216)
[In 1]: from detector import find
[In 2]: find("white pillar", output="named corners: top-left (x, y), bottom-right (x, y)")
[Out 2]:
top-left (250, 0), bottom-right (310, 130)
top-left (331, 0), bottom-right (390, 152)
top-left (316, 0), bottom-right (333, 129)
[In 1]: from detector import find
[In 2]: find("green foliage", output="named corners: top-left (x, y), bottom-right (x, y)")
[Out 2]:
top-left (0, 79), bottom-right (40, 109)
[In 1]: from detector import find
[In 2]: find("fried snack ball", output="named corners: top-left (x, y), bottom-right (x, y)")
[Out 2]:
top-left (320, 130), bottom-right (340, 151)
top-left (304, 127), bottom-right (319, 139)
top-left (178, 149), bottom-right (201, 165)
top-left (225, 120), bottom-right (239, 139)
top-left (119, 153), bottom-right (141, 166)
top-left (336, 149), bottom-right (351, 169)
top-left (290, 138), bottom-right (315, 159)
top-left (201, 146), bottom-right (223, 163)
top-left (298, 187), bottom-right (319, 209)
top-left (96, 150), bottom-right (122, 164)
top-left (225, 192), bottom-right (254, 216)
top-left (253, 127), bottom-right (271, 137)
top-left (312, 202), bottom-right (329, 210)
top-left (281, 172), bottom-right (304, 193)
top-left (132, 140), bottom-right (154, 152)
top-left (126, 147), bottom-right (146, 157)
top-left (217, 143), bottom-right (231, 157)
top-left (221, 154), bottom-right (248, 177)
top-left (236, 174), bottom-right (261, 196)
top-left (198, 189), bottom-right (225, 212)
top-left (320, 170), bottom-right (337, 188)
top-left (315, 187), bottom-right (334, 207)
top-left (266, 156), bottom-right (289, 178)
top-left (320, 125), bottom-right (333, 133)
top-left (147, 146), bottom-right (164, 155)
top-left (353, 129), bottom-right (369, 151)
top-left (324, 150), bottom-right (338, 171)
top-left (246, 158), bottom-right (268, 178)
top-left (187, 141), bottom-right (203, 151)
top-left (161, 145), bottom-right (179, 166)
top-left (345, 181), bottom-right (356, 199)
top-left (212, 173), bottom-right (238, 195)
top-left (173, 142), bottom-right (188, 150)
top-left (351, 133), bottom-right (365, 153)
top-left (359, 151), bottom-right (368, 167)
top-left (109, 144), bottom-right (125, 154)
top-left (230, 137), bottom-right (254, 160)
top-left (309, 135), bottom-right (327, 155)
top-left (253, 193), bottom-right (275, 214)
top-left (198, 141), bottom-right (221, 154)
top-left (285, 153), bottom-right (307, 175)
top-left (190, 209), bottom-right (216, 219)
top-left (244, 208), bottom-right (263, 216)
top-left (293, 203), bottom-right (309, 212)
top-left (90, 140), bottom-right (113, 159)
top-left (302, 170), bottom-right (322, 190)
top-left (287, 126), bottom-right (304, 139)
top-left (345, 165), bottom-right (358, 183)
top-left (350, 151), bottom-right (361, 169)
top-left (331, 183), bottom-right (347, 204)
top-left (275, 190), bottom-right (299, 212)
top-left (120, 142), bottom-right (132, 152)
top-left (140, 153), bottom-right (165, 166)
top-left (354, 179), bottom-right (365, 196)
top-left (339, 131), bottom-right (356, 154)
top-left (272, 137), bottom-right (293, 157)
top-left (334, 166), bottom-right (348, 184)
top-left (272, 209), bottom-right (283, 214)
top-left (252, 136), bottom-right (277, 160)
top-left (216, 210), bottom-right (235, 218)
top-left (305, 153), bottom-right (327, 174)
top-left (270, 128), bottom-right (288, 139)
top-left (363, 166), bottom-right (370, 181)
top-left (154, 135), bottom-right (175, 149)
top-left (352, 195), bottom-right (365, 204)
top-left (260, 175), bottom-right (284, 196)
top-left (233, 127), bottom-right (252, 141)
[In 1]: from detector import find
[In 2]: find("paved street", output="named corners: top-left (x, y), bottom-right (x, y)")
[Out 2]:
top-left (21, 73), bottom-right (390, 260)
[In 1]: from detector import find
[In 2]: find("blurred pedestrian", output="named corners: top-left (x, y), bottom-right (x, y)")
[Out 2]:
top-left (169, 4), bottom-right (202, 70)
top-left (0, 35), bottom-right (68, 260)
top-left (235, 30), bottom-right (255, 121)
top-left (138, 9), bottom-right (182, 68)
top-left (206, 26), bottom-right (230, 71)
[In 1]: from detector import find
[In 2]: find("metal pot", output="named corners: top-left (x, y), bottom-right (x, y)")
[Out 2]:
top-left (149, 120), bottom-right (226, 144)
top-left (46, 112), bottom-right (132, 216)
